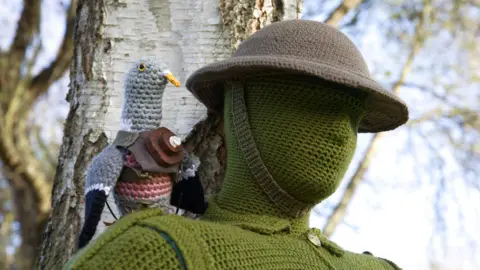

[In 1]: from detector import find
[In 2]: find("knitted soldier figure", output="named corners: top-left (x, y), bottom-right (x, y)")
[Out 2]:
top-left (65, 20), bottom-right (407, 269)
top-left (78, 58), bottom-right (207, 249)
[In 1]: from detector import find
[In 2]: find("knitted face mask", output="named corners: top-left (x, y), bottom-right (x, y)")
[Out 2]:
top-left (224, 76), bottom-right (366, 207)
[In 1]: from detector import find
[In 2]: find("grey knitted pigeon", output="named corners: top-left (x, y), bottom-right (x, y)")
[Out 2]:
top-left (78, 58), bottom-right (207, 249)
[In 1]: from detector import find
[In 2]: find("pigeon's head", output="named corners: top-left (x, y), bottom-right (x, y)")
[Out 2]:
top-left (124, 57), bottom-right (180, 91)
top-left (121, 57), bottom-right (180, 131)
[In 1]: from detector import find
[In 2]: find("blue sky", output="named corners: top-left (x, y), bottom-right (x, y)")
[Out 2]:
top-left (1, 0), bottom-right (479, 269)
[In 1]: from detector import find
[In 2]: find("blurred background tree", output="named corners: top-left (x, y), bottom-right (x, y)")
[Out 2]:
top-left (0, 0), bottom-right (74, 268)
top-left (0, 0), bottom-right (478, 269)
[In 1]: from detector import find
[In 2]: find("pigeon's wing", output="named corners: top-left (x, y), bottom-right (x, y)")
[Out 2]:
top-left (84, 144), bottom-right (125, 194)
top-left (78, 145), bottom-right (125, 249)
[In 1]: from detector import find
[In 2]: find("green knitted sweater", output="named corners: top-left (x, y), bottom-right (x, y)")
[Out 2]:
top-left (65, 202), bottom-right (399, 270)
top-left (65, 77), bottom-right (402, 270)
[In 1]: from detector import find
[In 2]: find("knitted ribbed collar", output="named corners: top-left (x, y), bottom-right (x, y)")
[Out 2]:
top-left (201, 197), bottom-right (292, 235)
top-left (200, 197), bottom-right (345, 257)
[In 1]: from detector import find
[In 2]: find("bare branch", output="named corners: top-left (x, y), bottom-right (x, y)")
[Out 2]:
top-left (30, 0), bottom-right (77, 99)
top-left (5, 0), bottom-right (42, 88)
top-left (321, 1), bottom-right (430, 238)
top-left (0, 95), bottom-right (52, 220)
top-left (0, 63), bottom-right (54, 223)
top-left (21, 114), bottom-right (53, 218)
top-left (324, 0), bottom-right (364, 27)
top-left (25, 41), bottom-right (43, 81)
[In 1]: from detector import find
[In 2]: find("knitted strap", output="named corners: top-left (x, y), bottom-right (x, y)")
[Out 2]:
top-left (139, 224), bottom-right (187, 270)
top-left (230, 81), bottom-right (311, 218)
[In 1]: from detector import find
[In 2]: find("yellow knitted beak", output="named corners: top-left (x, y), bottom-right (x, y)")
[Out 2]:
top-left (164, 71), bottom-right (181, 87)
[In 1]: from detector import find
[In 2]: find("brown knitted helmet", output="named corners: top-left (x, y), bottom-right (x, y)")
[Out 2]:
top-left (186, 19), bottom-right (408, 133)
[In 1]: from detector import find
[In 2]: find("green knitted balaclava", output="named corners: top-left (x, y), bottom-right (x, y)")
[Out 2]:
top-left (215, 75), bottom-right (366, 223)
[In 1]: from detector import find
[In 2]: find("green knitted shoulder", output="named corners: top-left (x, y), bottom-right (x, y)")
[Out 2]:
top-left (136, 213), bottom-right (401, 270)
top-left (64, 208), bottom-right (185, 270)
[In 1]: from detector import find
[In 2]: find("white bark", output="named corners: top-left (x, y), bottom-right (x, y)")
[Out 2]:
top-left (102, 0), bottom-right (231, 140)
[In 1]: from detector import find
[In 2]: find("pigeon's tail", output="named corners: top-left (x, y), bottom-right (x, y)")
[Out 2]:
top-left (78, 189), bottom-right (109, 249)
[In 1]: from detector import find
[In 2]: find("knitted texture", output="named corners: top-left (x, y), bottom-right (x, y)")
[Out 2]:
top-left (114, 175), bottom-right (172, 200)
top-left (217, 76), bottom-right (366, 219)
top-left (84, 145), bottom-right (124, 196)
top-left (79, 58), bottom-right (180, 248)
top-left (79, 137), bottom-right (126, 249)
top-left (68, 76), bottom-right (402, 269)
top-left (113, 193), bottom-right (175, 216)
top-left (113, 173), bottom-right (174, 215)
top-left (230, 81), bottom-right (312, 217)
top-left (112, 151), bottom-right (175, 215)
top-left (65, 209), bottom-right (185, 270)
top-left (77, 190), bottom-right (108, 249)
top-left (121, 57), bottom-right (170, 132)
top-left (66, 207), bottom-right (401, 270)
top-left (85, 57), bottom-right (175, 200)
top-left (185, 20), bottom-right (409, 133)
top-left (244, 77), bottom-right (365, 203)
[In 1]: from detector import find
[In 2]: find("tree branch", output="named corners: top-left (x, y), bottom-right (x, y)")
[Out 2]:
top-left (324, 0), bottom-right (364, 27)
top-left (14, 105), bottom-right (53, 218)
top-left (321, 1), bottom-right (430, 238)
top-left (7, 0), bottom-right (42, 88)
top-left (0, 95), bottom-right (52, 220)
top-left (30, 0), bottom-right (76, 99)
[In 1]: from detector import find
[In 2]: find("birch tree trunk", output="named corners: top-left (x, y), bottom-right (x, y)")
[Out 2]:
top-left (37, 0), bottom-right (302, 268)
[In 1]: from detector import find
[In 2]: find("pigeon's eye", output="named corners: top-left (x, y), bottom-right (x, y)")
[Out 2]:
top-left (138, 63), bottom-right (146, 72)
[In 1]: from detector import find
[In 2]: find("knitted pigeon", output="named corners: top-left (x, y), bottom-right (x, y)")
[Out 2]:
top-left (77, 58), bottom-right (207, 249)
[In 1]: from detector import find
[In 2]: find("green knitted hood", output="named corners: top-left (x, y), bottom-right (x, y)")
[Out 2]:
top-left (213, 75), bottom-right (366, 221)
